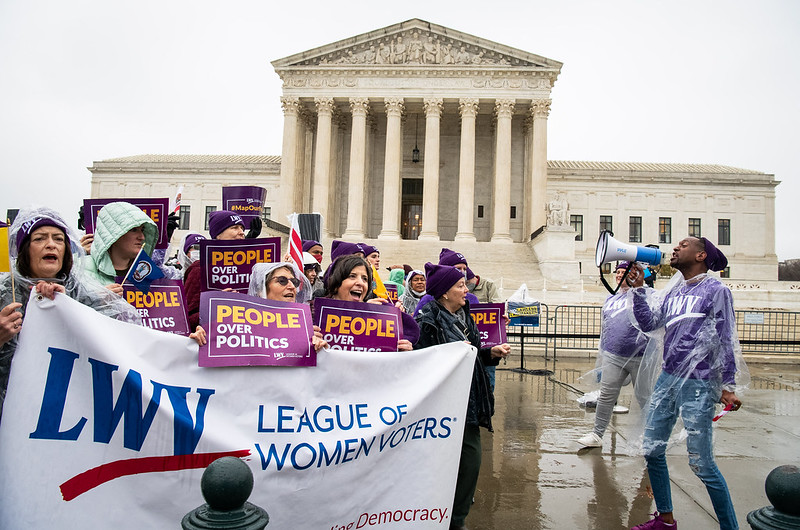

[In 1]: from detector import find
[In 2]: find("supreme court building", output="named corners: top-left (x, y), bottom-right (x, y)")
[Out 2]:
top-left (89, 19), bottom-right (781, 296)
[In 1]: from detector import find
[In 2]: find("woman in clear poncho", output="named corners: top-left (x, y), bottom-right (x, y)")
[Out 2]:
top-left (577, 261), bottom-right (654, 449)
top-left (178, 233), bottom-right (206, 275)
top-left (0, 207), bottom-right (141, 421)
top-left (248, 261), bottom-right (327, 351)
top-left (628, 237), bottom-right (749, 530)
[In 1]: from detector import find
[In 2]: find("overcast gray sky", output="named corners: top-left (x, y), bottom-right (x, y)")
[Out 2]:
top-left (1, 0), bottom-right (798, 260)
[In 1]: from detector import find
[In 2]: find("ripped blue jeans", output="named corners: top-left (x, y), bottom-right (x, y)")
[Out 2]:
top-left (643, 372), bottom-right (738, 529)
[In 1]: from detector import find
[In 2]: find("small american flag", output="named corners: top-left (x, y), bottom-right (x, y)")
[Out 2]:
top-left (288, 213), bottom-right (304, 272)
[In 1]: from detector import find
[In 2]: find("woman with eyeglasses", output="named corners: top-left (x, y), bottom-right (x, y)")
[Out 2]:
top-left (248, 262), bottom-right (327, 351)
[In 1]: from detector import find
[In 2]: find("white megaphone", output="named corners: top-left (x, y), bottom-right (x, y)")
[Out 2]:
top-left (595, 231), bottom-right (667, 268)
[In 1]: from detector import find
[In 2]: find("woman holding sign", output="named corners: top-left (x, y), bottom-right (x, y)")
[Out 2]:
top-left (1, 207), bottom-right (141, 422)
top-left (79, 201), bottom-right (159, 294)
top-left (185, 210), bottom-right (246, 331)
top-left (413, 262), bottom-right (511, 530)
top-left (321, 255), bottom-right (415, 351)
top-left (249, 262), bottom-right (327, 351)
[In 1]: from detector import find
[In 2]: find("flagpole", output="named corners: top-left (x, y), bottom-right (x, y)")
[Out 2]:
top-left (119, 248), bottom-right (144, 286)
top-left (6, 219), bottom-right (14, 304)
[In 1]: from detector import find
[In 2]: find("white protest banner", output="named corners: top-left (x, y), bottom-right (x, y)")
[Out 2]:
top-left (0, 293), bottom-right (475, 529)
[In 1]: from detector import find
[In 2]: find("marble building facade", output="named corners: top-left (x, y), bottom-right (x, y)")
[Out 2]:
top-left (89, 19), bottom-right (783, 302)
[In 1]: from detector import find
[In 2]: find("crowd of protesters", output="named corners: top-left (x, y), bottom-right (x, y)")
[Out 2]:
top-left (0, 199), bottom-right (749, 530)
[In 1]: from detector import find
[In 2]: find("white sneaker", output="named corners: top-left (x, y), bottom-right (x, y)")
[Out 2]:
top-left (612, 405), bottom-right (629, 414)
top-left (577, 432), bottom-right (602, 448)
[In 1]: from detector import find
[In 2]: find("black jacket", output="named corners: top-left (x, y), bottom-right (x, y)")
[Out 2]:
top-left (414, 299), bottom-right (498, 430)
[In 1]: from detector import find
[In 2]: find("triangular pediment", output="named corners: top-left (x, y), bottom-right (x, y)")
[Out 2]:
top-left (272, 19), bottom-right (562, 71)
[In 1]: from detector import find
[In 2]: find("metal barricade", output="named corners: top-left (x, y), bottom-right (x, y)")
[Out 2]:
top-left (736, 309), bottom-right (800, 354)
top-left (505, 304), bottom-right (800, 364)
top-left (551, 305), bottom-right (603, 358)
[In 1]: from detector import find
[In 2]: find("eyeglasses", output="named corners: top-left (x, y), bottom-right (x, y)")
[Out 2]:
top-left (271, 276), bottom-right (301, 288)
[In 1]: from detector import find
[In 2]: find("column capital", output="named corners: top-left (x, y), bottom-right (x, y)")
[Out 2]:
top-left (333, 110), bottom-right (349, 130)
top-left (423, 98), bottom-right (443, 117)
top-left (315, 97), bottom-right (335, 115)
top-left (459, 98), bottom-right (479, 118)
top-left (280, 96), bottom-right (301, 116)
top-left (384, 97), bottom-right (405, 117)
top-left (531, 99), bottom-right (552, 119)
top-left (523, 115), bottom-right (533, 134)
top-left (495, 98), bottom-right (515, 118)
top-left (299, 107), bottom-right (316, 130)
top-left (349, 97), bottom-right (370, 117)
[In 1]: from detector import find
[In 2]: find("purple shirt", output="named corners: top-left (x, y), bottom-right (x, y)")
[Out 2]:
top-left (632, 276), bottom-right (737, 384)
top-left (600, 290), bottom-right (648, 358)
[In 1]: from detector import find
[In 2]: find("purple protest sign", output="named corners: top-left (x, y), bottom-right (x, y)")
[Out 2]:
top-left (123, 279), bottom-right (190, 336)
top-left (199, 237), bottom-right (280, 293)
top-left (198, 291), bottom-right (315, 367)
top-left (83, 198), bottom-right (170, 249)
top-left (385, 283), bottom-right (399, 304)
top-left (313, 298), bottom-right (403, 352)
top-left (222, 186), bottom-right (267, 223)
top-left (470, 303), bottom-right (507, 349)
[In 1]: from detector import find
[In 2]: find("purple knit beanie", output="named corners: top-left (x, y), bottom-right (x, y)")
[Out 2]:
top-left (15, 216), bottom-right (68, 252)
top-left (208, 210), bottom-right (245, 239)
top-left (424, 262), bottom-right (466, 300)
top-left (438, 248), bottom-right (468, 267)
top-left (330, 240), bottom-right (365, 261)
top-left (700, 237), bottom-right (728, 272)
top-left (302, 239), bottom-right (322, 252)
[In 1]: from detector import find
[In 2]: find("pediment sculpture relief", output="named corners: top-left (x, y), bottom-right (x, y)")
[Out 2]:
top-left (298, 30), bottom-right (532, 67)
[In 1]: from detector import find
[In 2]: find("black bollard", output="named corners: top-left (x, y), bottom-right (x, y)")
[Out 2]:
top-left (747, 464), bottom-right (800, 529)
top-left (182, 456), bottom-right (269, 529)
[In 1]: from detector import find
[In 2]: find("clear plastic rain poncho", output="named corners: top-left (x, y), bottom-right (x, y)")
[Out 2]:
top-left (1, 207), bottom-right (142, 419)
top-left (177, 233), bottom-right (204, 274)
top-left (578, 284), bottom-right (663, 444)
top-left (247, 262), bottom-right (313, 304)
top-left (626, 271), bottom-right (749, 454)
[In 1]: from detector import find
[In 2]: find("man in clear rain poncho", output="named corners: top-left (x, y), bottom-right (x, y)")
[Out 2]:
top-left (629, 237), bottom-right (748, 530)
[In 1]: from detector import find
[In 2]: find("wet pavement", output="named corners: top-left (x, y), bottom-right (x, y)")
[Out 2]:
top-left (466, 356), bottom-right (800, 529)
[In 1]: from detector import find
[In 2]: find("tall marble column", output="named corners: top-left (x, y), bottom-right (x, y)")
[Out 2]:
top-left (300, 109), bottom-right (314, 213)
top-left (312, 97), bottom-right (335, 237)
top-left (418, 98), bottom-right (443, 241)
top-left (328, 111), bottom-right (346, 237)
top-left (378, 97), bottom-right (404, 240)
top-left (279, 97), bottom-right (300, 219)
top-left (530, 99), bottom-right (551, 236)
top-left (491, 99), bottom-right (515, 243)
top-left (343, 97), bottom-right (370, 239)
top-left (455, 98), bottom-right (479, 242)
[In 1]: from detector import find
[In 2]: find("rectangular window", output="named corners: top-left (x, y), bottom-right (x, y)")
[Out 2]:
top-left (261, 207), bottom-right (272, 222)
top-left (659, 217), bottom-right (671, 244)
top-left (510, 206), bottom-right (517, 219)
top-left (689, 218), bottom-right (702, 238)
top-left (204, 206), bottom-right (217, 231)
top-left (629, 216), bottom-right (642, 243)
top-left (178, 205), bottom-right (191, 230)
top-left (570, 214), bottom-right (584, 241)
top-left (477, 205), bottom-right (484, 218)
top-left (601, 263), bottom-right (612, 274)
top-left (599, 215), bottom-right (613, 234)
top-left (720, 267), bottom-right (730, 279)
top-left (718, 219), bottom-right (730, 246)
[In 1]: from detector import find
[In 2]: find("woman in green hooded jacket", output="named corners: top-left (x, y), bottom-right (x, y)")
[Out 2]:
top-left (79, 201), bottom-right (159, 295)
